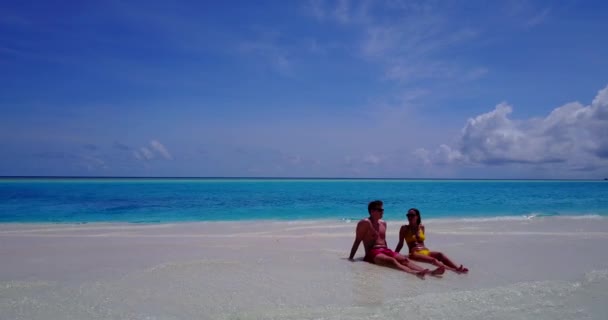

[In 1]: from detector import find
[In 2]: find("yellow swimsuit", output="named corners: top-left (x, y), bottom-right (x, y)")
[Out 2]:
top-left (404, 226), bottom-right (430, 256)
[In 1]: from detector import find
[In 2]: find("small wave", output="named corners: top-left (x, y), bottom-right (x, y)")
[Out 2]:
top-left (129, 220), bottom-right (162, 224)
top-left (522, 212), bottom-right (558, 219)
top-left (0, 280), bottom-right (54, 289)
top-left (424, 213), bottom-right (606, 223)
top-left (584, 269), bottom-right (608, 283)
top-left (142, 259), bottom-right (239, 273)
top-left (425, 216), bottom-right (533, 223)
top-left (554, 214), bottom-right (604, 220)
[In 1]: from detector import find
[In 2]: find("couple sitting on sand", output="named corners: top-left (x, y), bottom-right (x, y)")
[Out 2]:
top-left (348, 200), bottom-right (468, 278)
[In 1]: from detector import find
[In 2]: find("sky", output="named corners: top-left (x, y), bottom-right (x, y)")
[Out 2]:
top-left (1, 0), bottom-right (607, 178)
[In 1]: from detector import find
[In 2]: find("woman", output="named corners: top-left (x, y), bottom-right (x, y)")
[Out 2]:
top-left (395, 208), bottom-right (468, 273)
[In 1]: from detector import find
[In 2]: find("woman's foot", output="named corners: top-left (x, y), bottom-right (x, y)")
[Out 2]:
top-left (416, 269), bottom-right (429, 279)
top-left (456, 265), bottom-right (469, 274)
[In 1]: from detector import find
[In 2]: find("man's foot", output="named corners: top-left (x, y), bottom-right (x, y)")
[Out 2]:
top-left (430, 266), bottom-right (445, 276)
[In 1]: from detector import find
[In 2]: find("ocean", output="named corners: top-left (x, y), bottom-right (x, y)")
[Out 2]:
top-left (2, 178), bottom-right (608, 319)
top-left (1, 178), bottom-right (607, 223)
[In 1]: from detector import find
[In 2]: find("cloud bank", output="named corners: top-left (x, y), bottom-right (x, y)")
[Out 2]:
top-left (417, 85), bottom-right (608, 172)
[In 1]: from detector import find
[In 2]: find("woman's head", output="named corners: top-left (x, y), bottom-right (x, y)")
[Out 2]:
top-left (407, 208), bottom-right (421, 225)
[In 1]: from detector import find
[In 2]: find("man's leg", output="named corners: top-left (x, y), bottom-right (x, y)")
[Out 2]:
top-left (373, 254), bottom-right (428, 278)
top-left (395, 254), bottom-right (445, 276)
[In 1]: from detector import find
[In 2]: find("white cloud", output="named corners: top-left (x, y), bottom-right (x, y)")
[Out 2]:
top-left (413, 148), bottom-right (431, 166)
top-left (283, 154), bottom-right (303, 165)
top-left (306, 38), bottom-right (325, 54)
top-left (139, 147), bottom-right (154, 160)
top-left (239, 32), bottom-right (292, 75)
top-left (132, 140), bottom-right (173, 161)
top-left (307, 0), bottom-right (355, 24)
top-left (525, 7), bottom-right (551, 28)
top-left (420, 85), bottom-right (608, 171)
top-left (32, 151), bottom-right (108, 171)
top-left (414, 145), bottom-right (463, 166)
top-left (361, 25), bottom-right (399, 58)
top-left (362, 154), bottom-right (382, 165)
top-left (399, 88), bottom-right (431, 103)
top-left (437, 144), bottom-right (464, 164)
top-left (307, 0), bottom-right (326, 20)
top-left (463, 67), bottom-right (489, 81)
top-left (334, 0), bottom-right (351, 24)
top-left (306, 1), bottom-right (485, 85)
top-left (150, 140), bottom-right (173, 160)
top-left (384, 60), bottom-right (457, 82)
top-left (80, 155), bottom-right (108, 171)
top-left (343, 154), bottom-right (385, 169)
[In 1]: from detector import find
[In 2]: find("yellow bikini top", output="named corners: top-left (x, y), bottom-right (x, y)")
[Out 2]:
top-left (404, 226), bottom-right (425, 244)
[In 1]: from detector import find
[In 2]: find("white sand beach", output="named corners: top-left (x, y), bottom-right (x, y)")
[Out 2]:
top-left (1, 217), bottom-right (608, 319)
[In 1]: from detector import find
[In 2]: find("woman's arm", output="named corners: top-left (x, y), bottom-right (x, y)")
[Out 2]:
top-left (395, 225), bottom-right (405, 253)
top-left (419, 225), bottom-right (426, 246)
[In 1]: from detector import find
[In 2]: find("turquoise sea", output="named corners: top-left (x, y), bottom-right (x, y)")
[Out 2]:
top-left (1, 178), bottom-right (607, 223)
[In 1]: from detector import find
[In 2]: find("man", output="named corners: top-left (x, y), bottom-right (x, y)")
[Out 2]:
top-left (348, 200), bottom-right (444, 278)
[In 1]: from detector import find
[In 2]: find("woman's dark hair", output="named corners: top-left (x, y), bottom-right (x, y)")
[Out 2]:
top-left (408, 208), bottom-right (421, 225)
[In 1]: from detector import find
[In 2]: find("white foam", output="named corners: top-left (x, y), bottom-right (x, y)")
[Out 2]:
top-left (424, 215), bottom-right (532, 223)
top-left (584, 269), bottom-right (608, 283)
top-left (554, 214), bottom-right (604, 220)
top-left (421, 213), bottom-right (606, 224)
top-left (0, 280), bottom-right (53, 289)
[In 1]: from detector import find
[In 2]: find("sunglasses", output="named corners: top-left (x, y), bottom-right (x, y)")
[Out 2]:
top-left (407, 213), bottom-right (416, 217)
top-left (374, 208), bottom-right (385, 212)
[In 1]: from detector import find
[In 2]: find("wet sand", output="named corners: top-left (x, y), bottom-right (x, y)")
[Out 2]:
top-left (1, 217), bottom-right (607, 319)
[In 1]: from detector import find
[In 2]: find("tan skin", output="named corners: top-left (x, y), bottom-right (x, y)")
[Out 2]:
top-left (348, 206), bottom-right (445, 278)
top-left (395, 210), bottom-right (469, 274)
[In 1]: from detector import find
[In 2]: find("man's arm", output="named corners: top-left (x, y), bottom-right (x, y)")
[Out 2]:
top-left (349, 220), bottom-right (367, 260)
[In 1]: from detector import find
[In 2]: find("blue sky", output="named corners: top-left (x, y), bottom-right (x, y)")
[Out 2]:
top-left (1, 0), bottom-right (607, 178)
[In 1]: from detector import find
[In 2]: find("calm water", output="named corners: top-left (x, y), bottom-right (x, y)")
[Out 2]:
top-left (1, 178), bottom-right (607, 223)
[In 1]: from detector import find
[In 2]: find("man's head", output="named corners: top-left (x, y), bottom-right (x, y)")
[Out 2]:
top-left (367, 200), bottom-right (384, 220)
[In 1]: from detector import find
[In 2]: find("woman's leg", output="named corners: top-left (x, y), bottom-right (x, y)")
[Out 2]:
top-left (409, 252), bottom-right (462, 273)
top-left (429, 251), bottom-right (468, 273)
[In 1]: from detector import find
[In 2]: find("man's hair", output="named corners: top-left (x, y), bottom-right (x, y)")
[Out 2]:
top-left (368, 200), bottom-right (383, 214)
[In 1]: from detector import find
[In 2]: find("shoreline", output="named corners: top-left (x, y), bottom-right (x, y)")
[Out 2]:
top-left (2, 215), bottom-right (608, 239)
top-left (0, 213), bottom-right (605, 226)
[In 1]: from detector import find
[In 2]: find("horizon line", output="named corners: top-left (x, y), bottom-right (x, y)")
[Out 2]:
top-left (0, 176), bottom-right (606, 181)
